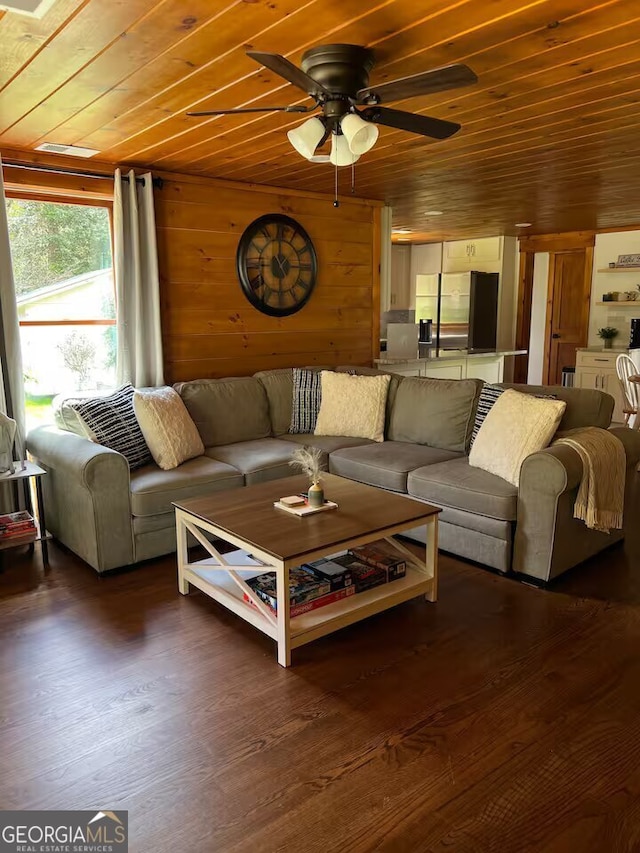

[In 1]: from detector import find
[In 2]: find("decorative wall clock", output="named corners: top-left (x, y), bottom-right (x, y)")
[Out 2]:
top-left (236, 214), bottom-right (318, 317)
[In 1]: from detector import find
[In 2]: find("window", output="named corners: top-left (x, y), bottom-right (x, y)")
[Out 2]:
top-left (5, 195), bottom-right (115, 429)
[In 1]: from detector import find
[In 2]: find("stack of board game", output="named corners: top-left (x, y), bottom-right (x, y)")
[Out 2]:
top-left (244, 565), bottom-right (355, 617)
top-left (310, 541), bottom-right (406, 593)
top-left (349, 540), bottom-right (407, 581)
top-left (243, 540), bottom-right (407, 618)
top-left (0, 510), bottom-right (36, 540)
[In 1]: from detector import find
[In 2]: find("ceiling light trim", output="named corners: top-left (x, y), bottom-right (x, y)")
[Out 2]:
top-left (0, 0), bottom-right (56, 17)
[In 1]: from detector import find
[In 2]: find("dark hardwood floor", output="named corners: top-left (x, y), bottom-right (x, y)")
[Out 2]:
top-left (1, 483), bottom-right (640, 852)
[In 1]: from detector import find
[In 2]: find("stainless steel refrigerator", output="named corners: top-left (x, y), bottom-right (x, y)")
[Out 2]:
top-left (415, 271), bottom-right (499, 352)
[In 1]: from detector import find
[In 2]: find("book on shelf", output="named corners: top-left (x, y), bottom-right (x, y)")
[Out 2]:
top-left (243, 584), bottom-right (356, 618)
top-left (0, 510), bottom-right (36, 539)
top-left (0, 510), bottom-right (35, 527)
top-left (273, 498), bottom-right (338, 517)
top-left (349, 540), bottom-right (407, 581)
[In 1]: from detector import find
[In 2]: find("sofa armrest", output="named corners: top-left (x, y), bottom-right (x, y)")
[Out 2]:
top-left (513, 430), bottom-right (640, 582)
top-left (27, 425), bottom-right (134, 573)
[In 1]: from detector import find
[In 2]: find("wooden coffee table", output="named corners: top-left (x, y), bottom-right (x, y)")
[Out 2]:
top-left (174, 473), bottom-right (440, 667)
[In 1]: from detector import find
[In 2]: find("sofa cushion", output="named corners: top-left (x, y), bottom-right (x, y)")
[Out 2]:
top-left (469, 389), bottom-right (566, 486)
top-left (174, 377), bottom-right (271, 447)
top-left (407, 457), bottom-right (518, 521)
top-left (206, 438), bottom-right (297, 485)
top-left (290, 367), bottom-right (323, 434)
top-left (130, 456), bottom-right (243, 517)
top-left (388, 376), bottom-right (483, 452)
top-left (254, 368), bottom-right (293, 436)
top-left (279, 433), bottom-right (373, 468)
top-left (68, 384), bottom-right (153, 470)
top-left (133, 386), bottom-right (204, 470)
top-left (329, 441), bottom-right (462, 493)
top-left (315, 371), bottom-right (390, 442)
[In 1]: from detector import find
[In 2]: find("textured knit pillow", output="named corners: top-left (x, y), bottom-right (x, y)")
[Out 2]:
top-left (133, 387), bottom-right (204, 470)
top-left (469, 389), bottom-right (566, 485)
top-left (314, 371), bottom-right (391, 442)
top-left (471, 384), bottom-right (558, 447)
top-left (69, 384), bottom-right (153, 470)
top-left (289, 368), bottom-right (322, 434)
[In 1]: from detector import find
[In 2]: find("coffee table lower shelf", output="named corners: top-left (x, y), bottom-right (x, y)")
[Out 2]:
top-left (183, 560), bottom-right (435, 650)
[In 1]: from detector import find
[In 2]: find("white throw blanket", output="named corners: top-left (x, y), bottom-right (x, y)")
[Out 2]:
top-left (553, 427), bottom-right (625, 533)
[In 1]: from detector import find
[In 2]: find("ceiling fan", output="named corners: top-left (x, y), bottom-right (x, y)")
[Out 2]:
top-left (187, 44), bottom-right (477, 165)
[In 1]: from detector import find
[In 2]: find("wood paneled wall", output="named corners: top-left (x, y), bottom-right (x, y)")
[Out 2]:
top-left (1, 149), bottom-right (382, 383)
top-left (155, 173), bottom-right (381, 383)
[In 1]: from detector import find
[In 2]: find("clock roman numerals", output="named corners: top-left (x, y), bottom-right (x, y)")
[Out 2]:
top-left (237, 215), bottom-right (317, 317)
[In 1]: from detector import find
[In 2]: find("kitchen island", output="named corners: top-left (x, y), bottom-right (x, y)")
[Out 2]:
top-left (375, 349), bottom-right (527, 383)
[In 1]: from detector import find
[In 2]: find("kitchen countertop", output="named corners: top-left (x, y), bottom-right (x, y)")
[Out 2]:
top-left (375, 349), bottom-right (527, 365)
top-left (576, 346), bottom-right (629, 353)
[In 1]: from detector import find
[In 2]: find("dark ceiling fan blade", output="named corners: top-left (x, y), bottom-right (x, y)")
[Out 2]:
top-left (187, 105), bottom-right (311, 116)
top-left (357, 63), bottom-right (477, 104)
top-left (361, 106), bottom-right (461, 140)
top-left (246, 50), bottom-right (333, 99)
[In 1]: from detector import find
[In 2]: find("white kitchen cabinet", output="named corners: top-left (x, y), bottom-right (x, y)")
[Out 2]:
top-left (378, 353), bottom-right (506, 383)
top-left (389, 244), bottom-right (411, 309)
top-left (421, 361), bottom-right (465, 380)
top-left (384, 365), bottom-right (422, 377)
top-left (575, 349), bottom-right (626, 423)
top-left (465, 356), bottom-right (504, 384)
top-left (442, 237), bottom-right (503, 273)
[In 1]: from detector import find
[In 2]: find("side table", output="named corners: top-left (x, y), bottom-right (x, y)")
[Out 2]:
top-left (0, 460), bottom-right (49, 567)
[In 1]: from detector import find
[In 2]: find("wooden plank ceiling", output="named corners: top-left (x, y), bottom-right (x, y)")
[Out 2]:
top-left (2, 0), bottom-right (640, 240)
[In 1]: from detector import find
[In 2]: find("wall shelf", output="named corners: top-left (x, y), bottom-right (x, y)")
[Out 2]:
top-left (597, 267), bottom-right (640, 273)
top-left (596, 301), bottom-right (640, 306)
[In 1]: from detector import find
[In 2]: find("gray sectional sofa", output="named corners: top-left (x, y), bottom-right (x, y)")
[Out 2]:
top-left (26, 366), bottom-right (640, 583)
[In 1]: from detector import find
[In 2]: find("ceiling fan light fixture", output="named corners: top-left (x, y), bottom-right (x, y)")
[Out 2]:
top-left (330, 133), bottom-right (360, 166)
top-left (287, 116), bottom-right (325, 159)
top-left (340, 112), bottom-right (378, 155)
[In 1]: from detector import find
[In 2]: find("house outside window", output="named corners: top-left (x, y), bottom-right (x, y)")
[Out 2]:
top-left (5, 195), bottom-right (115, 428)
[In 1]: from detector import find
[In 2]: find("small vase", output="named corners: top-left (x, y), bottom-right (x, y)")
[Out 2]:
top-left (603, 338), bottom-right (613, 349)
top-left (307, 482), bottom-right (324, 508)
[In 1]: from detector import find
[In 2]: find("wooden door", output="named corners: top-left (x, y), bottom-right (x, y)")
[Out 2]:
top-left (544, 247), bottom-right (593, 385)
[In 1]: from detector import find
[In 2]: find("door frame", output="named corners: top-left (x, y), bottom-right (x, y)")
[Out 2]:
top-left (516, 231), bottom-right (595, 387)
top-left (514, 251), bottom-right (534, 383)
top-left (542, 244), bottom-right (594, 385)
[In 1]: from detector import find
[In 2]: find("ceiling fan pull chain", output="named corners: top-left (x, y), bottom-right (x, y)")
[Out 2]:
top-left (334, 161), bottom-right (340, 208)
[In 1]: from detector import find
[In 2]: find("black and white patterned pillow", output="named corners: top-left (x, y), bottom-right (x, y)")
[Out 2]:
top-left (289, 368), bottom-right (322, 434)
top-left (471, 384), bottom-right (504, 446)
top-left (69, 384), bottom-right (153, 470)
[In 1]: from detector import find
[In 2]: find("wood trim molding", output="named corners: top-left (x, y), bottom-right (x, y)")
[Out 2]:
top-left (514, 250), bottom-right (534, 383)
top-left (519, 231), bottom-right (595, 254)
top-left (0, 146), bottom-right (384, 209)
top-left (371, 207), bottom-right (381, 366)
top-left (541, 255), bottom-right (556, 385)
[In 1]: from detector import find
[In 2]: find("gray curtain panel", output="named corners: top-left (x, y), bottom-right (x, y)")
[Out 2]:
top-left (114, 168), bottom-right (164, 388)
top-left (0, 157), bottom-right (26, 510)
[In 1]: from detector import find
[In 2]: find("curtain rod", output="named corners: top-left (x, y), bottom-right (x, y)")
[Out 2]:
top-left (2, 160), bottom-right (164, 189)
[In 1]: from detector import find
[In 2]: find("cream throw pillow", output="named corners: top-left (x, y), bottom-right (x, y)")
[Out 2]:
top-left (133, 387), bottom-right (204, 470)
top-left (468, 388), bottom-right (566, 486)
top-left (314, 371), bottom-right (390, 442)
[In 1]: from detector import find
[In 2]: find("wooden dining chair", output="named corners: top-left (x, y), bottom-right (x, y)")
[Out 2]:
top-left (615, 354), bottom-right (640, 429)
